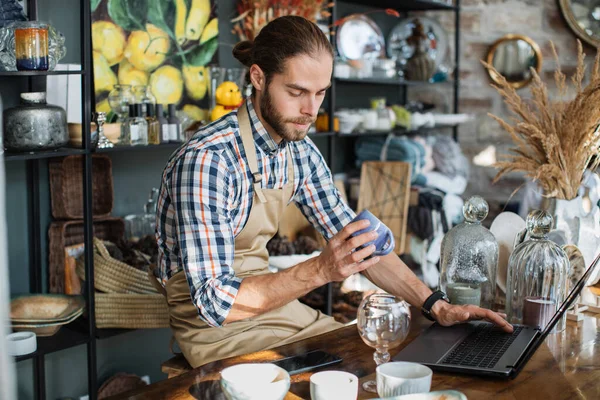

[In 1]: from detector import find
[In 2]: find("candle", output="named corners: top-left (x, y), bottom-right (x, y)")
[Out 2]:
top-left (523, 297), bottom-right (555, 329)
top-left (447, 283), bottom-right (481, 307)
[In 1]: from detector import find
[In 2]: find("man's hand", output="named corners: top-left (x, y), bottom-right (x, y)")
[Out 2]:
top-left (431, 300), bottom-right (514, 333)
top-left (315, 219), bottom-right (381, 283)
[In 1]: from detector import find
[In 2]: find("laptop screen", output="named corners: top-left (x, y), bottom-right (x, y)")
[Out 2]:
top-left (538, 251), bottom-right (600, 338)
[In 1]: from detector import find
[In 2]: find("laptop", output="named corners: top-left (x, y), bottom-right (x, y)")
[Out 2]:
top-left (395, 253), bottom-right (600, 379)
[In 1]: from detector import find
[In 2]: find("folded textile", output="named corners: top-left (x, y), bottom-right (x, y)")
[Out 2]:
top-left (432, 136), bottom-right (469, 178)
top-left (423, 171), bottom-right (467, 195)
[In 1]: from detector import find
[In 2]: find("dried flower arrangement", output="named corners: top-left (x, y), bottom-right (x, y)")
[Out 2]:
top-left (231, 0), bottom-right (334, 41)
top-left (481, 40), bottom-right (600, 201)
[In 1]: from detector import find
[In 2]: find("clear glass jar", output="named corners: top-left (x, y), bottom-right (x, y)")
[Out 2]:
top-left (506, 210), bottom-right (569, 332)
top-left (121, 104), bottom-right (148, 146)
top-left (108, 84), bottom-right (134, 122)
top-left (440, 196), bottom-right (499, 309)
top-left (14, 21), bottom-right (49, 71)
top-left (132, 85), bottom-right (156, 117)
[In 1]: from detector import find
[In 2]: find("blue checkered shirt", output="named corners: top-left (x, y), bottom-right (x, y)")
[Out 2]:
top-left (156, 98), bottom-right (355, 327)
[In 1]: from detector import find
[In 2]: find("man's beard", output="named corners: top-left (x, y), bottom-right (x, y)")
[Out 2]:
top-left (260, 87), bottom-right (314, 142)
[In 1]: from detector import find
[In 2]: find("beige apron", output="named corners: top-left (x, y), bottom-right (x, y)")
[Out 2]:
top-left (150, 102), bottom-right (342, 368)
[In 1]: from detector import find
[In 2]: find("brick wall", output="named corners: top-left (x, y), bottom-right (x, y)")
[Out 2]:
top-left (409, 0), bottom-right (590, 206)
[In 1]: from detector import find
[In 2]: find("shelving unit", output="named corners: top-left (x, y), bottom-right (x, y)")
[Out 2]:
top-left (3, 0), bottom-right (461, 398)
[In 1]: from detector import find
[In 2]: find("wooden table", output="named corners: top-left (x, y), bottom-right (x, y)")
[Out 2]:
top-left (111, 290), bottom-right (600, 400)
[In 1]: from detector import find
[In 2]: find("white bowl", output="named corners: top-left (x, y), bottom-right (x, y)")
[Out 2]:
top-left (220, 363), bottom-right (290, 400)
top-left (376, 362), bottom-right (432, 398)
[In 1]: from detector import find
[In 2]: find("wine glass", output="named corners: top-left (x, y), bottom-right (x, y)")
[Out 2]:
top-left (357, 293), bottom-right (411, 393)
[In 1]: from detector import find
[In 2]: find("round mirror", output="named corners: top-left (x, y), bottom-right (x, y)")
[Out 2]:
top-left (485, 34), bottom-right (542, 89)
top-left (559, 0), bottom-right (600, 48)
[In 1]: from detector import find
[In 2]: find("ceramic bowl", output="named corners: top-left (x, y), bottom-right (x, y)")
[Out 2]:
top-left (220, 363), bottom-right (290, 400)
top-left (374, 389), bottom-right (467, 400)
top-left (376, 362), bottom-right (432, 397)
top-left (10, 294), bottom-right (85, 324)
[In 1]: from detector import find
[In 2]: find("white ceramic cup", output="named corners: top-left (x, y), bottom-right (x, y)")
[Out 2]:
top-left (376, 361), bottom-right (433, 397)
top-left (220, 363), bottom-right (290, 400)
top-left (310, 371), bottom-right (358, 400)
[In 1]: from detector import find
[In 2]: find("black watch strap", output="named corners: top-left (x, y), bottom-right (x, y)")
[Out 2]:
top-left (421, 290), bottom-right (450, 322)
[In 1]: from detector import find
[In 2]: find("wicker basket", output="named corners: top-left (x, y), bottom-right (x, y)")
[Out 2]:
top-left (49, 154), bottom-right (114, 219)
top-left (94, 293), bottom-right (169, 329)
top-left (48, 218), bottom-right (125, 293)
top-left (75, 239), bottom-right (158, 294)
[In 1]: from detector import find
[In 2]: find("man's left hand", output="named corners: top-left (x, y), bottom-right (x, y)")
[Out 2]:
top-left (431, 300), bottom-right (514, 333)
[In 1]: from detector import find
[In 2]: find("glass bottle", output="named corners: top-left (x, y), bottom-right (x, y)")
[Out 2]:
top-left (506, 210), bottom-right (569, 332)
top-left (108, 84), bottom-right (134, 122)
top-left (167, 104), bottom-right (182, 143)
top-left (146, 104), bottom-right (160, 144)
top-left (440, 196), bottom-right (498, 309)
top-left (14, 21), bottom-right (49, 71)
top-left (122, 104), bottom-right (148, 146)
top-left (132, 85), bottom-right (156, 117)
top-left (156, 104), bottom-right (169, 144)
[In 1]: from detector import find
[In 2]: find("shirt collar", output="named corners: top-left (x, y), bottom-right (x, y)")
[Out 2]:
top-left (246, 97), bottom-right (287, 156)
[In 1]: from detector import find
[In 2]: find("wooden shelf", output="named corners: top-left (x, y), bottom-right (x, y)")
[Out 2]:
top-left (340, 0), bottom-right (456, 11)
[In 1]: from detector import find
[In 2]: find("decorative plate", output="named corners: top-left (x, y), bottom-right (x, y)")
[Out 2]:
top-left (387, 17), bottom-right (448, 69)
top-left (10, 294), bottom-right (85, 324)
top-left (336, 14), bottom-right (386, 61)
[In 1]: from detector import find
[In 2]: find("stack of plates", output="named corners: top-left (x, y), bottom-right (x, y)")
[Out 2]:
top-left (10, 294), bottom-right (85, 337)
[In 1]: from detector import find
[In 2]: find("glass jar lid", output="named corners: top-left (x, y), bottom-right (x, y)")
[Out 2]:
top-left (526, 209), bottom-right (552, 238)
top-left (463, 195), bottom-right (488, 223)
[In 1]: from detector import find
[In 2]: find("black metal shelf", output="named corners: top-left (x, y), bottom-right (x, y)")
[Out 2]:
top-left (95, 142), bottom-right (181, 153)
top-left (0, 70), bottom-right (85, 76)
top-left (4, 148), bottom-right (86, 161)
top-left (308, 131), bottom-right (337, 138)
top-left (340, 0), bottom-right (455, 11)
top-left (95, 328), bottom-right (136, 339)
top-left (335, 77), bottom-right (453, 86)
top-left (14, 324), bottom-right (90, 362)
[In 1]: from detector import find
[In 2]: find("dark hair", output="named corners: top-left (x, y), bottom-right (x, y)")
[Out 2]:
top-left (232, 16), bottom-right (333, 87)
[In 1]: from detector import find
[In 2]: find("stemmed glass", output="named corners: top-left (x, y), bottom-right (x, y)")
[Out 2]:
top-left (357, 293), bottom-right (411, 393)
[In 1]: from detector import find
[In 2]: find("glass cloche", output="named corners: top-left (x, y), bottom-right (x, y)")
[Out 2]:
top-left (506, 210), bottom-right (569, 332)
top-left (440, 196), bottom-right (499, 309)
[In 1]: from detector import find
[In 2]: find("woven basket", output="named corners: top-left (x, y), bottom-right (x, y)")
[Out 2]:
top-left (49, 218), bottom-right (125, 293)
top-left (49, 154), bottom-right (114, 219)
top-left (75, 238), bottom-right (158, 294)
top-left (95, 293), bottom-right (169, 329)
top-left (98, 372), bottom-right (148, 398)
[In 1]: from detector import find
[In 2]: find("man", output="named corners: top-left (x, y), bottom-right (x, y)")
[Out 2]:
top-left (155, 16), bottom-right (512, 368)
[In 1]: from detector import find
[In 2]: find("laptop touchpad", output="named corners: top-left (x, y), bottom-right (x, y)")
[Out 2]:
top-left (394, 323), bottom-right (474, 364)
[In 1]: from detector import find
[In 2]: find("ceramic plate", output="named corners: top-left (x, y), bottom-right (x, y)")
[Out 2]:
top-left (489, 212), bottom-right (526, 293)
top-left (374, 390), bottom-right (467, 400)
top-left (336, 14), bottom-right (385, 60)
top-left (10, 294), bottom-right (85, 324)
top-left (387, 17), bottom-right (448, 69)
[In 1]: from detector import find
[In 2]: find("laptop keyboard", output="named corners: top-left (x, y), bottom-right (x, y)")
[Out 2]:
top-left (441, 325), bottom-right (524, 369)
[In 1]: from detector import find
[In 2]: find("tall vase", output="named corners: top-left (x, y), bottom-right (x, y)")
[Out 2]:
top-left (545, 195), bottom-right (600, 286)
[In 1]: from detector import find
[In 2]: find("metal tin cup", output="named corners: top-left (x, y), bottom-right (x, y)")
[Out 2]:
top-left (350, 210), bottom-right (395, 256)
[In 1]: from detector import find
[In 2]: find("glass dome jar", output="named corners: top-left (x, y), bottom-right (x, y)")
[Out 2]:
top-left (506, 210), bottom-right (569, 332)
top-left (440, 196), bottom-right (498, 309)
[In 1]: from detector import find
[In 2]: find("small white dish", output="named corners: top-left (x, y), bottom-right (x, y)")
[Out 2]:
top-left (374, 389), bottom-right (467, 400)
top-left (310, 370), bottom-right (358, 400)
top-left (220, 363), bottom-right (290, 400)
top-left (376, 362), bottom-right (432, 398)
top-left (489, 212), bottom-right (526, 293)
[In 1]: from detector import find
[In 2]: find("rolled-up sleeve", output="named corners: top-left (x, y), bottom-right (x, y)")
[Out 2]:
top-left (294, 139), bottom-right (356, 241)
top-left (169, 149), bottom-right (242, 327)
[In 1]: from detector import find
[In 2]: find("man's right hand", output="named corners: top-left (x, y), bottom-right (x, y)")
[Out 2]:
top-left (315, 219), bottom-right (380, 283)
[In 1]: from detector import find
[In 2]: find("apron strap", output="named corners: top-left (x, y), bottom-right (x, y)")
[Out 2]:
top-left (238, 102), bottom-right (267, 203)
top-left (147, 265), bottom-right (167, 296)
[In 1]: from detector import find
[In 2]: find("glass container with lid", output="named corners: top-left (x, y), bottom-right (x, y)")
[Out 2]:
top-left (440, 195), bottom-right (499, 309)
top-left (506, 210), bottom-right (569, 332)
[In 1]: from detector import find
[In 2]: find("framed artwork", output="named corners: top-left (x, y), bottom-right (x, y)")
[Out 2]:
top-left (90, 0), bottom-right (218, 121)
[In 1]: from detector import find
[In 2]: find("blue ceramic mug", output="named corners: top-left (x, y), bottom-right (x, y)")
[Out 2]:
top-left (350, 210), bottom-right (395, 256)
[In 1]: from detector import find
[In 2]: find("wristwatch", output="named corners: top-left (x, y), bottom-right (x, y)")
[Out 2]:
top-left (421, 290), bottom-right (450, 322)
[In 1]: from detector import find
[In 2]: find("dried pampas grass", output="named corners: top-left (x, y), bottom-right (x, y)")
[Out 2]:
top-left (481, 40), bottom-right (600, 200)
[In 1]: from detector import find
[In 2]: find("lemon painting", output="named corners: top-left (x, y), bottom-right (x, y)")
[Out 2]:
top-left (91, 0), bottom-right (218, 121)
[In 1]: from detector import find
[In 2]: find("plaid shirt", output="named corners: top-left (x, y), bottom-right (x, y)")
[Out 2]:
top-left (156, 98), bottom-right (355, 327)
